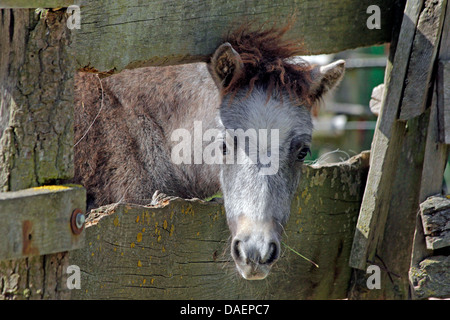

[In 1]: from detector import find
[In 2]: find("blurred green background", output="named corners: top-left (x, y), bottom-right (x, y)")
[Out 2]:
top-left (303, 45), bottom-right (449, 192)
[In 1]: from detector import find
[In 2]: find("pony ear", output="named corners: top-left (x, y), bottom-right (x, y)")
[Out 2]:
top-left (309, 60), bottom-right (345, 101)
top-left (210, 42), bottom-right (244, 90)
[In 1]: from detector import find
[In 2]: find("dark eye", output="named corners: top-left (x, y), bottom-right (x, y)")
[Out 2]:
top-left (222, 141), bottom-right (227, 155)
top-left (297, 147), bottom-right (310, 162)
top-left (222, 136), bottom-right (238, 155)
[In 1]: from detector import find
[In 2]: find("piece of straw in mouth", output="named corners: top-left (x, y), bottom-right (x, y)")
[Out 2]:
top-left (282, 241), bottom-right (319, 268)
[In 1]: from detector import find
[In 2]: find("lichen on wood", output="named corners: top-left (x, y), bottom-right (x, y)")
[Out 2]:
top-left (0, 252), bottom-right (70, 300)
top-left (419, 195), bottom-right (450, 250)
top-left (409, 256), bottom-right (450, 299)
top-left (70, 151), bottom-right (370, 300)
top-left (0, 185), bottom-right (86, 261)
top-left (72, 0), bottom-right (400, 72)
top-left (0, 8), bottom-right (75, 191)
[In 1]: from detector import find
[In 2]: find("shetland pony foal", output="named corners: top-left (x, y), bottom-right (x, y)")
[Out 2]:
top-left (74, 25), bottom-right (345, 280)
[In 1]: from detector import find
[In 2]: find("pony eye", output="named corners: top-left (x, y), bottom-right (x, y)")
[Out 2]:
top-left (222, 141), bottom-right (227, 155)
top-left (297, 147), bottom-right (310, 162)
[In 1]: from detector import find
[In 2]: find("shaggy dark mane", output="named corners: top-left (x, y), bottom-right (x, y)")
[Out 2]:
top-left (222, 20), bottom-right (314, 106)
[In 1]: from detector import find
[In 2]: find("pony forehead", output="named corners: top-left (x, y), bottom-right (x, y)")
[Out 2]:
top-left (220, 86), bottom-right (313, 141)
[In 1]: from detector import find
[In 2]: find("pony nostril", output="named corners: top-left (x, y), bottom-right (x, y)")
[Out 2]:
top-left (232, 239), bottom-right (241, 260)
top-left (264, 242), bottom-right (279, 265)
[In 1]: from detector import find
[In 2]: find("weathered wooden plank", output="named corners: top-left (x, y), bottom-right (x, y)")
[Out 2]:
top-left (350, 104), bottom-right (434, 299)
top-left (409, 1), bottom-right (450, 300)
top-left (0, 1), bottom-right (73, 8)
top-left (0, 185), bottom-right (86, 261)
top-left (0, 9), bottom-right (75, 191)
top-left (0, 252), bottom-right (70, 299)
top-left (69, 152), bottom-right (369, 300)
top-left (409, 85), bottom-right (449, 299)
top-left (416, 0), bottom-right (450, 206)
top-left (436, 0), bottom-right (450, 143)
top-left (350, 0), bottom-right (449, 300)
top-left (409, 255), bottom-right (450, 299)
top-left (399, 0), bottom-right (447, 120)
top-left (419, 195), bottom-right (450, 250)
top-left (437, 60), bottom-right (450, 144)
top-left (350, 0), bottom-right (425, 271)
top-left (72, 0), bottom-right (402, 72)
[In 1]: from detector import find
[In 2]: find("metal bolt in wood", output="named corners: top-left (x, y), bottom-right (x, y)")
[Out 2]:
top-left (71, 208), bottom-right (85, 235)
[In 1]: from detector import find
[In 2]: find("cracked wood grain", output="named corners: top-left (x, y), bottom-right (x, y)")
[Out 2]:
top-left (70, 152), bottom-right (370, 300)
top-left (71, 0), bottom-right (401, 72)
top-left (0, 9), bottom-right (74, 191)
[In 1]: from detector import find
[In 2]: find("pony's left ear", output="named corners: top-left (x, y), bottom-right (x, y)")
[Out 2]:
top-left (309, 60), bottom-right (345, 102)
top-left (210, 42), bottom-right (244, 90)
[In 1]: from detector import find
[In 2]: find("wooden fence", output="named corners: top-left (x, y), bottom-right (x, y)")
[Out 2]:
top-left (0, 0), bottom-right (448, 300)
top-left (70, 153), bottom-right (369, 300)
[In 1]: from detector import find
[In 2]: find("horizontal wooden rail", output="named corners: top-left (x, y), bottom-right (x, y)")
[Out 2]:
top-left (67, 0), bottom-right (403, 72)
top-left (70, 152), bottom-right (369, 300)
top-left (0, 0), bottom-right (73, 7)
top-left (0, 185), bottom-right (86, 261)
top-left (2, 1), bottom-right (403, 71)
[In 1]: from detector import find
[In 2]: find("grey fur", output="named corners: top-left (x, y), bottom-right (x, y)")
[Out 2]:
top-left (74, 49), bottom-right (344, 280)
top-left (218, 87), bottom-right (312, 279)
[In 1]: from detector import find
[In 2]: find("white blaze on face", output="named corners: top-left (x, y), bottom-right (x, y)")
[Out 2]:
top-left (224, 88), bottom-right (310, 173)
top-left (218, 88), bottom-right (314, 280)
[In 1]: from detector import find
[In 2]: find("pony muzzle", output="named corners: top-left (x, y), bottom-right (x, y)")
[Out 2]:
top-left (229, 217), bottom-right (281, 280)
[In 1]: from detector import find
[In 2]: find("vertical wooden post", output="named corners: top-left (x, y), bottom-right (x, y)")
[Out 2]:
top-left (409, 0), bottom-right (450, 299)
top-left (349, 0), bottom-right (448, 299)
top-left (0, 8), bottom-right (79, 300)
top-left (0, 8), bottom-right (74, 192)
top-left (349, 0), bottom-right (426, 272)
